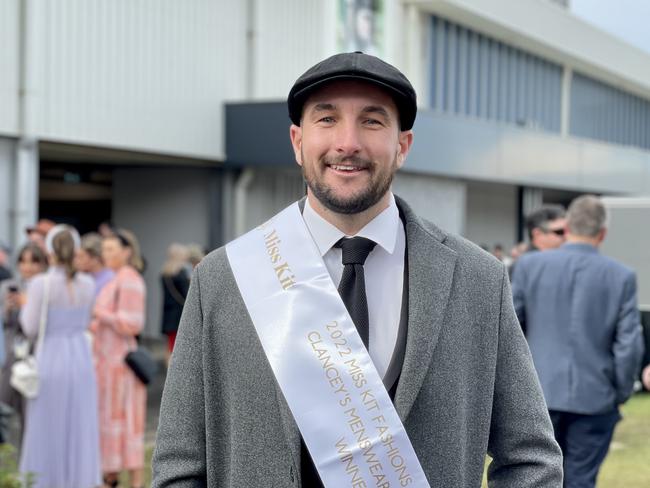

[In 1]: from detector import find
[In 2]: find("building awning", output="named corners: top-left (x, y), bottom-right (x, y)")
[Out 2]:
top-left (225, 101), bottom-right (650, 195)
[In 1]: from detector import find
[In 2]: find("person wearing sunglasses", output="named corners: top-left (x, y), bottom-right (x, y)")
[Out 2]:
top-left (525, 204), bottom-right (567, 252)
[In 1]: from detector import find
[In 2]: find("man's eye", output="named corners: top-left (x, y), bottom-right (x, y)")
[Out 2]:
top-left (318, 116), bottom-right (335, 123)
top-left (364, 118), bottom-right (383, 126)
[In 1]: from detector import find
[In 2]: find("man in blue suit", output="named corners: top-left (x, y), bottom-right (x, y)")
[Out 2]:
top-left (512, 194), bottom-right (644, 488)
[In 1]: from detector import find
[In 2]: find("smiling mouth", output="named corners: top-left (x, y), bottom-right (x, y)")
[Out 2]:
top-left (328, 164), bottom-right (366, 172)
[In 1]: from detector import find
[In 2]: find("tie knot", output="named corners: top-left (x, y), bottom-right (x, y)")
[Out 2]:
top-left (337, 237), bottom-right (377, 265)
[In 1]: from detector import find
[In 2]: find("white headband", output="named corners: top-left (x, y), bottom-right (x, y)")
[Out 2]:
top-left (45, 224), bottom-right (81, 254)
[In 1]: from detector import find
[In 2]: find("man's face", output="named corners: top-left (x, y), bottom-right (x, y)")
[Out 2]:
top-left (290, 80), bottom-right (412, 215)
top-left (534, 217), bottom-right (566, 250)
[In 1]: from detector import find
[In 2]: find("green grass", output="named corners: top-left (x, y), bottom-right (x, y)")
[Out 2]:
top-left (483, 393), bottom-right (650, 487)
top-left (119, 446), bottom-right (153, 488)
top-left (596, 393), bottom-right (650, 487)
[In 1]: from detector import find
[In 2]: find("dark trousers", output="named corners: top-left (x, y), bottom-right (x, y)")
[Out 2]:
top-left (549, 409), bottom-right (620, 488)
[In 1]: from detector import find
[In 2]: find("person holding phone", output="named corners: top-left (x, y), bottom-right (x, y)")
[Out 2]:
top-left (0, 243), bottom-right (48, 444)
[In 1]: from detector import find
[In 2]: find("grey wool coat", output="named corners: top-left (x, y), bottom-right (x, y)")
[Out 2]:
top-left (152, 196), bottom-right (563, 487)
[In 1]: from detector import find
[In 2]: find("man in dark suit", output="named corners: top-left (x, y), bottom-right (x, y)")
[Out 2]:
top-left (153, 52), bottom-right (562, 487)
top-left (512, 194), bottom-right (644, 488)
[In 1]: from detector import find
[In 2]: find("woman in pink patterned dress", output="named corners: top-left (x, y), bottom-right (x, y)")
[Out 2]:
top-left (91, 229), bottom-right (147, 488)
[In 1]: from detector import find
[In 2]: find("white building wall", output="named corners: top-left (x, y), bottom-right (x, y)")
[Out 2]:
top-left (464, 181), bottom-right (518, 249)
top-left (392, 172), bottom-right (466, 235)
top-left (253, 0), bottom-right (331, 99)
top-left (29, 0), bottom-right (248, 160)
top-left (0, 0), bottom-right (19, 135)
top-left (112, 167), bottom-right (212, 336)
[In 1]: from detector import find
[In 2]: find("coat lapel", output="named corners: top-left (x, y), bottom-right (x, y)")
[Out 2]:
top-left (393, 197), bottom-right (458, 421)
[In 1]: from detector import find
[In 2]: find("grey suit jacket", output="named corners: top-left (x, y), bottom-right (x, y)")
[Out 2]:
top-left (152, 197), bottom-right (562, 487)
top-left (512, 242), bottom-right (644, 415)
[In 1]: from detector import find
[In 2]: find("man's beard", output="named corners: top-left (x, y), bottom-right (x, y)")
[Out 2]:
top-left (301, 152), bottom-right (396, 215)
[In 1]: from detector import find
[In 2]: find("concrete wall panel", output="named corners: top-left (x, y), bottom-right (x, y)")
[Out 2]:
top-left (465, 180), bottom-right (517, 250)
top-left (392, 172), bottom-right (466, 235)
top-left (113, 167), bottom-right (212, 336)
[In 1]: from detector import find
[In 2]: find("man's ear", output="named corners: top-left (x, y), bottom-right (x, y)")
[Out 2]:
top-left (396, 130), bottom-right (413, 169)
top-left (289, 124), bottom-right (303, 166)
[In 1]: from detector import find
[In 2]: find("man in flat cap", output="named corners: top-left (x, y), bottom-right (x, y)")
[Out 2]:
top-left (153, 52), bottom-right (562, 487)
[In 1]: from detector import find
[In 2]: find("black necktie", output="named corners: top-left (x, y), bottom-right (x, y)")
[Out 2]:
top-left (336, 236), bottom-right (377, 348)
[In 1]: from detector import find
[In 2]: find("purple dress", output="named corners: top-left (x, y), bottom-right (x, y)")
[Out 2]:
top-left (18, 268), bottom-right (101, 488)
top-left (92, 268), bottom-right (115, 298)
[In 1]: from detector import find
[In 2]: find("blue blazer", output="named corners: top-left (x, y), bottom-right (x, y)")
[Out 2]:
top-left (512, 242), bottom-right (644, 415)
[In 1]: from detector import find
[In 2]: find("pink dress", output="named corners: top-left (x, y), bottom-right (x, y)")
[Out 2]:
top-left (91, 265), bottom-right (147, 472)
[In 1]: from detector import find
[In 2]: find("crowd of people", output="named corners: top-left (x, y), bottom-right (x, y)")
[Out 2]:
top-left (0, 222), bottom-right (203, 488)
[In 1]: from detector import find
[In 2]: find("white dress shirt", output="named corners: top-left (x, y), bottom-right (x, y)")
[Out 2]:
top-left (302, 194), bottom-right (405, 379)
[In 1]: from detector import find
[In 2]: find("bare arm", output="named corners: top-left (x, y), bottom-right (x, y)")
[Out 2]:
top-left (18, 275), bottom-right (46, 338)
top-left (94, 279), bottom-right (146, 337)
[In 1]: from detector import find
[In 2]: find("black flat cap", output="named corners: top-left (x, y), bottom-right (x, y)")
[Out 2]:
top-left (288, 51), bottom-right (417, 130)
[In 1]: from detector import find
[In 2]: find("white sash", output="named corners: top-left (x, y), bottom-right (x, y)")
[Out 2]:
top-left (226, 202), bottom-right (430, 487)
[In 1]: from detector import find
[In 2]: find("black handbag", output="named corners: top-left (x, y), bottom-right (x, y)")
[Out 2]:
top-left (113, 286), bottom-right (158, 385)
top-left (125, 346), bottom-right (158, 385)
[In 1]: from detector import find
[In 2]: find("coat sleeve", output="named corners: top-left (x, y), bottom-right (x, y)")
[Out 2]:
top-left (152, 266), bottom-right (207, 487)
top-left (487, 266), bottom-right (563, 487)
top-left (614, 271), bottom-right (644, 404)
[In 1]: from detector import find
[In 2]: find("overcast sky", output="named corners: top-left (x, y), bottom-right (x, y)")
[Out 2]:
top-left (571, 0), bottom-right (650, 54)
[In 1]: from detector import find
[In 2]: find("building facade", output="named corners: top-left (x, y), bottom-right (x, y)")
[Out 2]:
top-left (1, 0), bottom-right (649, 335)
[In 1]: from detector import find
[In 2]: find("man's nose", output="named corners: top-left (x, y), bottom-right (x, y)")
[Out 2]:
top-left (335, 122), bottom-right (362, 155)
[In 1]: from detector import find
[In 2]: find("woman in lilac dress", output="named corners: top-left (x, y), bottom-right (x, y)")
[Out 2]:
top-left (19, 225), bottom-right (101, 488)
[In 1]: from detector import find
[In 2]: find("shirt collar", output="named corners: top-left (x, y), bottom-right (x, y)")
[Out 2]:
top-left (561, 242), bottom-right (599, 253)
top-left (302, 193), bottom-right (400, 257)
